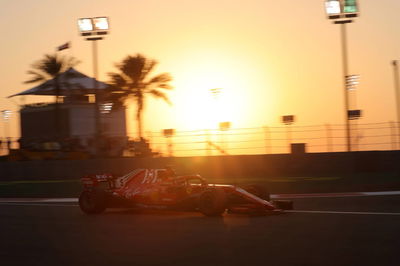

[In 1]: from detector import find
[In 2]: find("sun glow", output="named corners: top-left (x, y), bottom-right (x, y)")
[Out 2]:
top-left (141, 45), bottom-right (278, 134)
top-left (177, 71), bottom-right (246, 130)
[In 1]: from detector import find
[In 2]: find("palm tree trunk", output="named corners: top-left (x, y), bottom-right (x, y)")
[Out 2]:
top-left (136, 109), bottom-right (143, 140)
top-left (136, 96), bottom-right (143, 140)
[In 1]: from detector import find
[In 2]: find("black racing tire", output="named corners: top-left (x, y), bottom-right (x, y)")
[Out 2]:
top-left (243, 185), bottom-right (270, 201)
top-left (79, 190), bottom-right (107, 214)
top-left (198, 189), bottom-right (227, 217)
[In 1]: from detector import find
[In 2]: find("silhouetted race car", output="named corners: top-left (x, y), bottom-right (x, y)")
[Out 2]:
top-left (79, 168), bottom-right (293, 216)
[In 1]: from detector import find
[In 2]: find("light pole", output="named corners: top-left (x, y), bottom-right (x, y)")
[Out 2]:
top-left (347, 74), bottom-right (362, 150)
top-left (325, 0), bottom-right (359, 152)
top-left (392, 60), bottom-right (400, 149)
top-left (282, 115), bottom-right (295, 153)
top-left (264, 126), bottom-right (271, 154)
top-left (208, 88), bottom-right (222, 155)
top-left (78, 17), bottom-right (109, 155)
top-left (219, 121), bottom-right (231, 153)
top-left (163, 129), bottom-right (175, 157)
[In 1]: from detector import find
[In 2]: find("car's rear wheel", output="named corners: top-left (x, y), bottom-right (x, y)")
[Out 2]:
top-left (79, 190), bottom-right (107, 214)
top-left (198, 189), bottom-right (227, 216)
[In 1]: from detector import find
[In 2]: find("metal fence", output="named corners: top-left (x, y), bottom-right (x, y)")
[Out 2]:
top-left (1, 121), bottom-right (399, 157)
top-left (137, 121), bottom-right (400, 157)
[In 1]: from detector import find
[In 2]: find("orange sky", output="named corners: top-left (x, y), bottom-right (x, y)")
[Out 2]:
top-left (1, 0), bottom-right (400, 140)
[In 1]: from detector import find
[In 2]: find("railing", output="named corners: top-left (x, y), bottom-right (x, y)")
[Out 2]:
top-left (1, 121), bottom-right (399, 157)
top-left (135, 121), bottom-right (400, 157)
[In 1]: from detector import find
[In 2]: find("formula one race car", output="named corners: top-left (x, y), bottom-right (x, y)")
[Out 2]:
top-left (79, 168), bottom-right (293, 216)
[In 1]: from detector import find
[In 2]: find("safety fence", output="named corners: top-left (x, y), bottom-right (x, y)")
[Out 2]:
top-left (133, 121), bottom-right (400, 157)
top-left (1, 121), bottom-right (399, 157)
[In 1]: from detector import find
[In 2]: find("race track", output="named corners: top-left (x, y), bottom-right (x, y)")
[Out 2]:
top-left (1, 194), bottom-right (400, 266)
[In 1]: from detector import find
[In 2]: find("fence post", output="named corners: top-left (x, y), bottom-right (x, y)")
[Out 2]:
top-left (390, 121), bottom-right (397, 150)
top-left (205, 129), bottom-right (211, 156)
top-left (286, 125), bottom-right (292, 153)
top-left (264, 126), bottom-right (270, 154)
top-left (352, 121), bottom-right (358, 151)
top-left (325, 124), bottom-right (332, 152)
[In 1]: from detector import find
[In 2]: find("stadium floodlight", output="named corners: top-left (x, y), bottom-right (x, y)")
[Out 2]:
top-left (324, 0), bottom-right (359, 152)
top-left (93, 17), bottom-right (109, 31)
top-left (343, 0), bottom-right (358, 14)
top-left (325, 0), bottom-right (341, 18)
top-left (77, 16), bottom-right (110, 156)
top-left (325, 0), bottom-right (358, 20)
top-left (78, 18), bottom-right (94, 34)
top-left (78, 17), bottom-right (109, 37)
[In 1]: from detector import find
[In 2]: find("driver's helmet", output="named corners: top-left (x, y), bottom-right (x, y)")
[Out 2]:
top-left (164, 166), bottom-right (176, 177)
top-left (158, 166), bottom-right (176, 180)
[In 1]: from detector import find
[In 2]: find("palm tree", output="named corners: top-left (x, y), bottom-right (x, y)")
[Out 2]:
top-left (25, 54), bottom-right (79, 139)
top-left (108, 54), bottom-right (173, 139)
top-left (25, 53), bottom-right (79, 95)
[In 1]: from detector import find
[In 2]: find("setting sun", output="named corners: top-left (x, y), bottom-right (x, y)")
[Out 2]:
top-left (162, 46), bottom-right (277, 132)
top-left (178, 75), bottom-right (241, 130)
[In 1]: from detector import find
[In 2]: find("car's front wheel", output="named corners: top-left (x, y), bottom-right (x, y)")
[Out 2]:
top-left (198, 189), bottom-right (227, 216)
top-left (79, 190), bottom-right (107, 214)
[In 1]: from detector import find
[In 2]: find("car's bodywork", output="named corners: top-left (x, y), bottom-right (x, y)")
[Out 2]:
top-left (79, 168), bottom-right (293, 216)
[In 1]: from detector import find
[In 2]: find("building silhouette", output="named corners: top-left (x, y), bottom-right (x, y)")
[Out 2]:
top-left (9, 68), bottom-right (127, 157)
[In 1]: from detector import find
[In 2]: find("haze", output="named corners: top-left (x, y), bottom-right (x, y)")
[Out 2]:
top-left (1, 0), bottom-right (400, 141)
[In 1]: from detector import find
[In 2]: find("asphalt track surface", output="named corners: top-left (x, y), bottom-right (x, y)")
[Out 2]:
top-left (1, 194), bottom-right (400, 266)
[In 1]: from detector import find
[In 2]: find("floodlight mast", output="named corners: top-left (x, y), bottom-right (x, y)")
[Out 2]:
top-left (392, 60), bottom-right (400, 149)
top-left (282, 115), bottom-right (295, 153)
top-left (78, 17), bottom-right (109, 156)
top-left (325, 0), bottom-right (359, 152)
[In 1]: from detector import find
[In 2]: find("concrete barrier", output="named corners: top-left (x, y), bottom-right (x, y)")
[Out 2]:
top-left (1, 151), bottom-right (400, 180)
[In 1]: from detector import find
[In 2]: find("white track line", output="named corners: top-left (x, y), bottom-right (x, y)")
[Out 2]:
top-left (362, 191), bottom-right (400, 196)
top-left (287, 210), bottom-right (400, 216)
top-left (0, 203), bottom-right (78, 207)
top-left (0, 198), bottom-right (78, 203)
top-left (0, 190), bottom-right (399, 203)
top-left (272, 191), bottom-right (400, 199)
top-left (0, 203), bottom-right (399, 216)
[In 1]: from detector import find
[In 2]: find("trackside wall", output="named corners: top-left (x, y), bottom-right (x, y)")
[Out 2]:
top-left (1, 151), bottom-right (400, 180)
